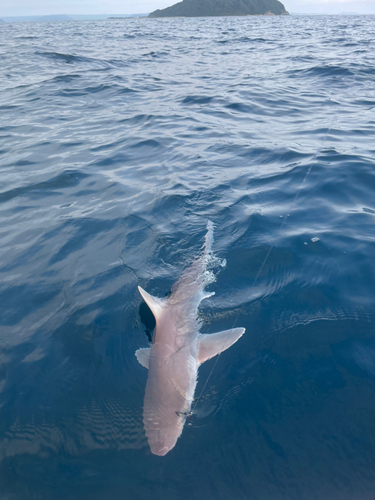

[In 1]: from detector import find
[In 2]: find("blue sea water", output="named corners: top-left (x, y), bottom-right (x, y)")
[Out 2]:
top-left (1, 13), bottom-right (375, 499)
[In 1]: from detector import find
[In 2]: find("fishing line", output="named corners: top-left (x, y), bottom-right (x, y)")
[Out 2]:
top-left (192, 164), bottom-right (314, 416)
top-left (192, 109), bottom-right (339, 416)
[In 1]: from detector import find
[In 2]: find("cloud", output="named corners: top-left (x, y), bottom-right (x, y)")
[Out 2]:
top-left (1, 0), bottom-right (375, 17)
top-left (286, 0), bottom-right (375, 13)
top-left (0, 0), bottom-right (173, 17)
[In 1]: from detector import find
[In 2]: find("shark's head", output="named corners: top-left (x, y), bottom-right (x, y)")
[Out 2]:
top-left (147, 419), bottom-right (184, 456)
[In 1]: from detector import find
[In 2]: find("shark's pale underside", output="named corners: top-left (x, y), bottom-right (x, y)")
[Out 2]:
top-left (136, 222), bottom-right (245, 456)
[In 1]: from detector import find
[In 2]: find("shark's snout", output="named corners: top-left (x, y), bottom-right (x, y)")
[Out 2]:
top-left (148, 433), bottom-right (178, 456)
top-left (150, 443), bottom-right (171, 456)
top-left (146, 422), bottom-right (181, 457)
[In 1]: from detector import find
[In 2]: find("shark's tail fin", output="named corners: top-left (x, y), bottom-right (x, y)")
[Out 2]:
top-left (204, 220), bottom-right (214, 256)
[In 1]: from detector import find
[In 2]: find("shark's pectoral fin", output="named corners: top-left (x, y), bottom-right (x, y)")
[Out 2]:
top-left (197, 328), bottom-right (245, 364)
top-left (138, 286), bottom-right (166, 321)
top-left (135, 347), bottom-right (151, 369)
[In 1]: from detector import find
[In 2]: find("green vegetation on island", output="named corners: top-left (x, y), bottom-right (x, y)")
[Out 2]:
top-left (149, 0), bottom-right (289, 18)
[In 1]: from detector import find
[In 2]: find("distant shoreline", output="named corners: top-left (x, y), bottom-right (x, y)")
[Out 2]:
top-left (110, 13), bottom-right (289, 20)
top-left (1, 12), bottom-right (374, 24)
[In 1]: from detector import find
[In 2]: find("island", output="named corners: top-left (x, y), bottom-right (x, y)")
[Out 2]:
top-left (149, 0), bottom-right (289, 17)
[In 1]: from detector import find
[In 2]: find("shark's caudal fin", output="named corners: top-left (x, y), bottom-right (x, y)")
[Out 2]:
top-left (197, 328), bottom-right (245, 364)
top-left (138, 286), bottom-right (166, 322)
top-left (204, 220), bottom-right (214, 256)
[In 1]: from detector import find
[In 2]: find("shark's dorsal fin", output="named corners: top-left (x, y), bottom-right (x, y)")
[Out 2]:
top-left (197, 328), bottom-right (245, 364)
top-left (138, 286), bottom-right (166, 321)
top-left (135, 347), bottom-right (151, 369)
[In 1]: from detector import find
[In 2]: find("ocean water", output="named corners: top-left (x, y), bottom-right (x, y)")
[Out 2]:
top-left (1, 14), bottom-right (375, 499)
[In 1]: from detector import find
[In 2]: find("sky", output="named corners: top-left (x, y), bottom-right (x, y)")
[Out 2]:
top-left (1, 0), bottom-right (375, 17)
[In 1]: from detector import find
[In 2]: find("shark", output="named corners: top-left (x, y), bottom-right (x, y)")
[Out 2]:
top-left (136, 221), bottom-right (245, 456)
